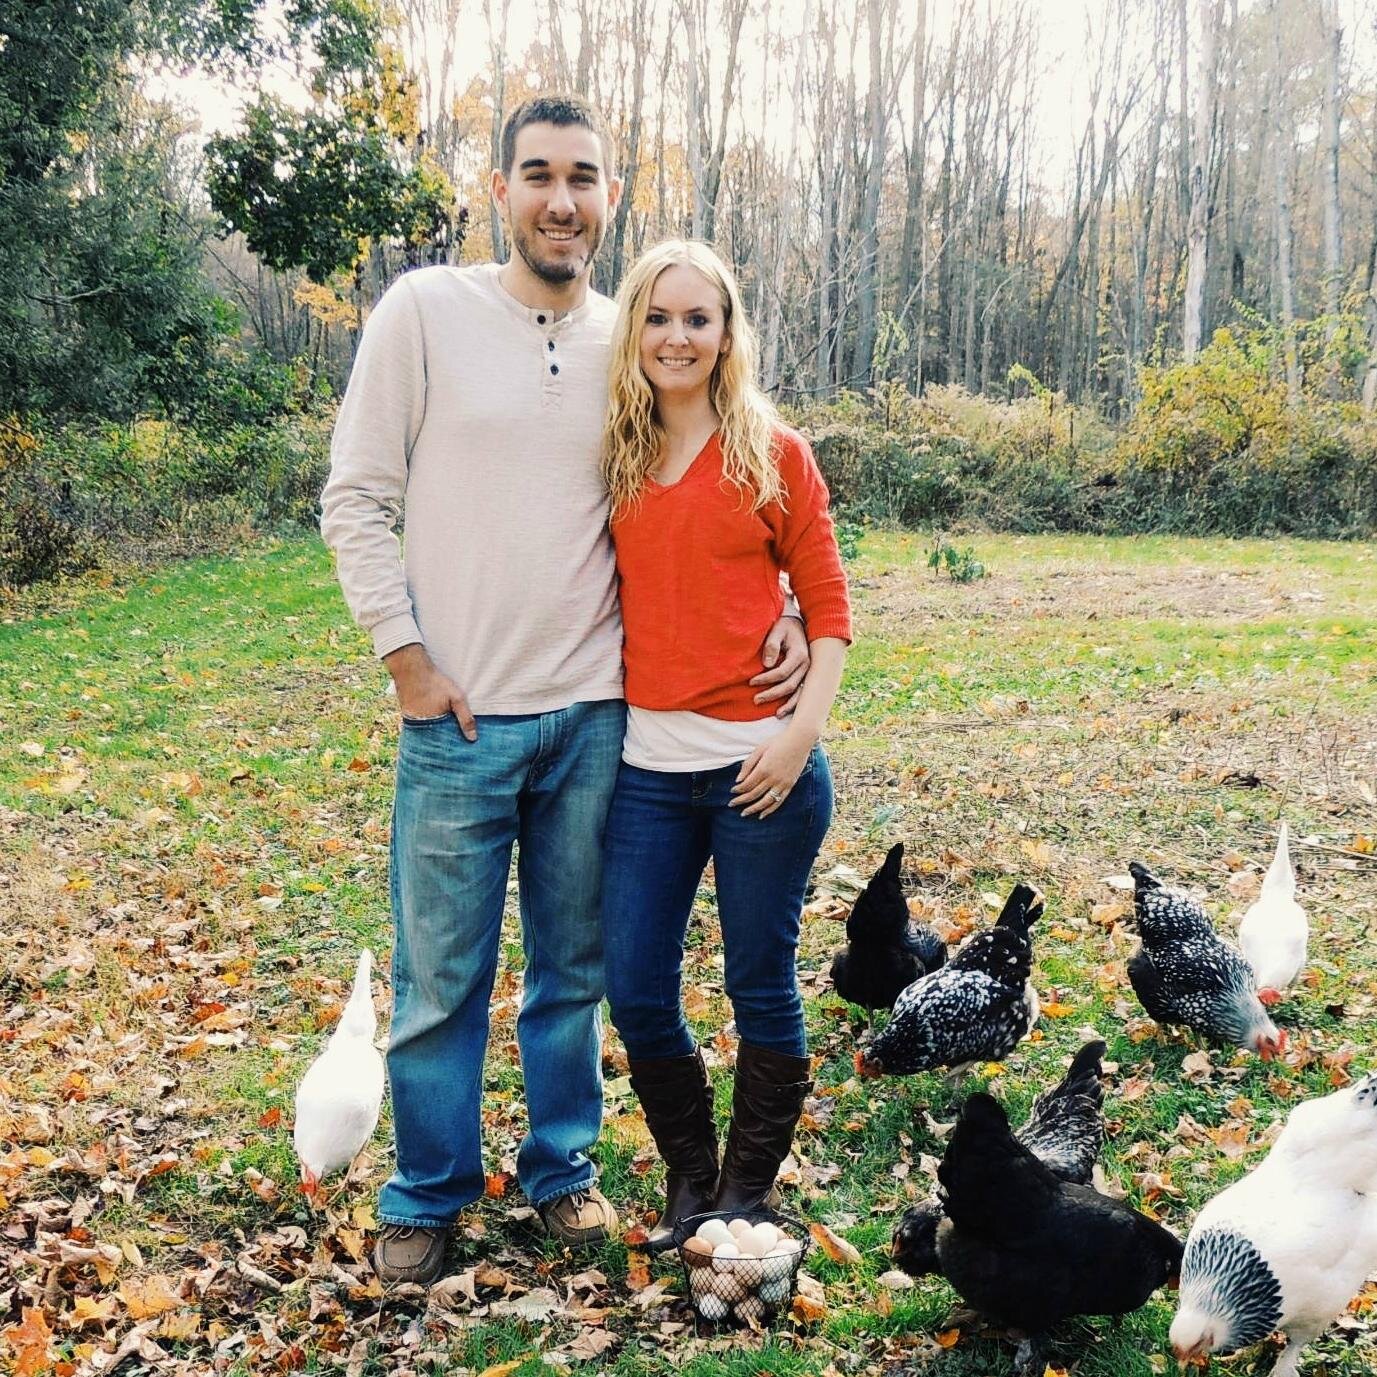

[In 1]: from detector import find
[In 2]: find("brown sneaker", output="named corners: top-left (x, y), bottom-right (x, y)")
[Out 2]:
top-left (537, 1187), bottom-right (620, 1247)
top-left (372, 1223), bottom-right (448, 1285)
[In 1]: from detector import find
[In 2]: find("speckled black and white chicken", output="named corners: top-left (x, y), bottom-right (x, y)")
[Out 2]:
top-left (892, 1038), bottom-right (1108, 1277)
top-left (1170, 1073), bottom-right (1377, 1377)
top-left (1126, 861), bottom-right (1284, 1059)
top-left (853, 883), bottom-right (1042, 1078)
top-left (828, 842), bottom-right (946, 1013)
top-left (934, 1092), bottom-right (1183, 1374)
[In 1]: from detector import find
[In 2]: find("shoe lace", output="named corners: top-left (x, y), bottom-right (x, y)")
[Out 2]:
top-left (382, 1223), bottom-right (417, 1241)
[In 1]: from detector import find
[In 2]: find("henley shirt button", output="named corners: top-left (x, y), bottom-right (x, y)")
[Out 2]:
top-left (547, 340), bottom-right (555, 350)
top-left (550, 364), bottom-right (559, 375)
top-left (536, 314), bottom-right (546, 323)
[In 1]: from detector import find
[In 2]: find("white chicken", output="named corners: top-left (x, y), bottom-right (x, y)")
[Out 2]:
top-left (1238, 822), bottom-right (1308, 1005)
top-left (294, 949), bottom-right (385, 1201)
top-left (1169, 1073), bottom-right (1377, 1377)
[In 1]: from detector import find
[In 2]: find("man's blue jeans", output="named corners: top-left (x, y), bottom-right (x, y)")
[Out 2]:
top-left (379, 698), bottom-right (625, 1227)
top-left (600, 746), bottom-right (834, 1061)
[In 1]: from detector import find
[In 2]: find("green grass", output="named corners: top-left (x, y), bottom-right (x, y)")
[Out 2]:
top-left (2, 531), bottom-right (1375, 1376)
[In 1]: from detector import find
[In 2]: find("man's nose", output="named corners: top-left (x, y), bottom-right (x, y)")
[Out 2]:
top-left (547, 180), bottom-right (576, 217)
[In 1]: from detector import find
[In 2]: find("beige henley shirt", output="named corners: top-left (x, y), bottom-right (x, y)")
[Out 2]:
top-left (320, 263), bottom-right (625, 715)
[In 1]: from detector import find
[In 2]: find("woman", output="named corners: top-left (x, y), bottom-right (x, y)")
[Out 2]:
top-left (599, 240), bottom-right (851, 1251)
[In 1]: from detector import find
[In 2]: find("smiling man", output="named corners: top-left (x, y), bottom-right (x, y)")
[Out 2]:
top-left (320, 96), bottom-right (809, 1286)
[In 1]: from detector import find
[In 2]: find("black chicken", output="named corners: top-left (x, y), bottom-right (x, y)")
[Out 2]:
top-left (1126, 862), bottom-right (1285, 1059)
top-left (934, 1092), bottom-right (1183, 1374)
top-left (854, 882), bottom-right (1042, 1078)
top-left (892, 1038), bottom-right (1108, 1277)
top-left (828, 842), bottom-right (946, 1013)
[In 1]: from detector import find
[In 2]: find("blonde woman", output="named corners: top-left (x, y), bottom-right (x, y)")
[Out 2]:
top-left (599, 240), bottom-right (851, 1250)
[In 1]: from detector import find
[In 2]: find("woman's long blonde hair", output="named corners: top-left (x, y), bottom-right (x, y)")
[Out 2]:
top-left (601, 239), bottom-right (784, 516)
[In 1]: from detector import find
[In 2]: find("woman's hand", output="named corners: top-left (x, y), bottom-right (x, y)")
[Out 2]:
top-left (730, 725), bottom-right (816, 819)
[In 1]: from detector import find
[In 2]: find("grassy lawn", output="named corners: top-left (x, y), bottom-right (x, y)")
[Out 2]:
top-left (1, 529), bottom-right (1375, 1377)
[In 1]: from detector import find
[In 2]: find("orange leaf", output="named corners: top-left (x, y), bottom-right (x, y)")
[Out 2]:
top-left (1042, 1002), bottom-right (1075, 1018)
top-left (347, 757), bottom-right (371, 773)
top-left (935, 1327), bottom-right (961, 1348)
top-left (4, 1306), bottom-right (55, 1377)
top-left (484, 1172), bottom-right (510, 1199)
top-left (256, 1107), bottom-right (282, 1129)
top-left (175, 1036), bottom-right (208, 1060)
top-left (477, 1362), bottom-right (526, 1377)
top-left (621, 1224), bottom-right (650, 1247)
top-left (790, 1294), bottom-right (827, 1323)
top-left (808, 1222), bottom-right (861, 1266)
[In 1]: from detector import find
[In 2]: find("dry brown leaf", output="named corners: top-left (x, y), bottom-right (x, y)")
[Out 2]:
top-left (790, 1293), bottom-right (828, 1323)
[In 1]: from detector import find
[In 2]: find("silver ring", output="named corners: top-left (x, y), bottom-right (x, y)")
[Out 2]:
top-left (767, 788), bottom-right (784, 801)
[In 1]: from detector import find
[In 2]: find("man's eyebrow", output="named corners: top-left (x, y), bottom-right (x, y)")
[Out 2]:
top-left (517, 158), bottom-right (602, 174)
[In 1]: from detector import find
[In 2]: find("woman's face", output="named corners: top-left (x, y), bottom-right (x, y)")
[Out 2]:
top-left (638, 264), bottom-right (729, 402)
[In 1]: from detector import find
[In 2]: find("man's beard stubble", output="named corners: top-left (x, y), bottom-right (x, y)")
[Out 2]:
top-left (511, 221), bottom-right (604, 285)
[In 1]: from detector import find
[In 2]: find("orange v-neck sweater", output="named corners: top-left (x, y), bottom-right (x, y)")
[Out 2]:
top-left (610, 426), bottom-right (852, 721)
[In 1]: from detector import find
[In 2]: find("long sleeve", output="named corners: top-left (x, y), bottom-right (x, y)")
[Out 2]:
top-left (320, 274), bottom-right (429, 659)
top-left (769, 431), bottom-right (852, 643)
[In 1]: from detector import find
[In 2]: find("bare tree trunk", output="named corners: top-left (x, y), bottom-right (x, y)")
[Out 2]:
top-left (1182, 0), bottom-right (1217, 361)
top-left (1271, 0), bottom-right (1300, 401)
top-left (1322, 4), bottom-right (1343, 343)
top-left (609, 0), bottom-right (649, 290)
top-left (485, 0), bottom-right (512, 261)
top-left (1363, 65), bottom-right (1377, 412)
top-left (853, 0), bottom-right (890, 384)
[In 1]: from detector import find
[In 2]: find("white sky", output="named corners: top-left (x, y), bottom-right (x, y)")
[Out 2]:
top-left (149, 0), bottom-right (1376, 204)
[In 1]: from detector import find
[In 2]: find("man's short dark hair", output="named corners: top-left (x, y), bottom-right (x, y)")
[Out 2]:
top-left (499, 95), bottom-right (614, 177)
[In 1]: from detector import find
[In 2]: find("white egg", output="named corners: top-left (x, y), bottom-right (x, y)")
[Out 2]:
top-left (697, 1293), bottom-right (729, 1321)
top-left (759, 1276), bottom-right (791, 1304)
top-left (695, 1219), bottom-right (733, 1249)
top-left (735, 1231), bottom-right (768, 1258)
top-left (726, 1217), bottom-right (754, 1240)
top-left (710, 1241), bottom-right (741, 1272)
top-left (759, 1247), bottom-right (798, 1284)
top-left (749, 1222), bottom-right (780, 1252)
top-left (689, 1267), bottom-right (716, 1299)
top-left (735, 1295), bottom-right (768, 1324)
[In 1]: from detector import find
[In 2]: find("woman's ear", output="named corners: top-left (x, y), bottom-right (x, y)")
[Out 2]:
top-left (720, 336), bottom-right (732, 356)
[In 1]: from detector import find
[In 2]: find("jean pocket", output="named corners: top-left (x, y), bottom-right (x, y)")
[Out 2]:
top-left (401, 713), bottom-right (453, 726)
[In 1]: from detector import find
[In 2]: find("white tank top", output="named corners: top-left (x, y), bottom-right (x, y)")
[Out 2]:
top-left (622, 706), bottom-right (785, 772)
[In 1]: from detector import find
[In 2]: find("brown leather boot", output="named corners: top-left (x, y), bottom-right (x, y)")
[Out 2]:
top-left (714, 1042), bottom-right (812, 1214)
top-left (628, 1050), bottom-right (719, 1253)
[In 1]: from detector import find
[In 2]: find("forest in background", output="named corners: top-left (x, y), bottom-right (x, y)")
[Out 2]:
top-left (2, 0), bottom-right (1377, 588)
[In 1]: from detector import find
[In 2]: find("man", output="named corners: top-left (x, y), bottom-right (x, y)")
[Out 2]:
top-left (321, 95), bottom-right (808, 1286)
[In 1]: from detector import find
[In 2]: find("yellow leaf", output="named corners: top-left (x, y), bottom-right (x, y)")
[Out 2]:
top-left (69, 1296), bottom-right (116, 1328)
top-left (1042, 1002), bottom-right (1075, 1017)
top-left (119, 1275), bottom-right (182, 1320)
top-left (478, 1361), bottom-right (526, 1377)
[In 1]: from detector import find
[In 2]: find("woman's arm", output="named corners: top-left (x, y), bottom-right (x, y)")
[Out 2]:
top-left (730, 636), bottom-right (847, 819)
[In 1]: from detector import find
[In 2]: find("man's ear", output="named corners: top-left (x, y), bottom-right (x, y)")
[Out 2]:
top-left (606, 173), bottom-right (624, 216)
top-left (490, 167), bottom-right (509, 220)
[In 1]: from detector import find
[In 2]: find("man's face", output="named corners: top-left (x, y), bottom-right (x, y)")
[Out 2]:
top-left (492, 123), bottom-right (620, 286)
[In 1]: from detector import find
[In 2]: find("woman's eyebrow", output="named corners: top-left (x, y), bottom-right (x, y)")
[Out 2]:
top-left (647, 302), bottom-right (712, 313)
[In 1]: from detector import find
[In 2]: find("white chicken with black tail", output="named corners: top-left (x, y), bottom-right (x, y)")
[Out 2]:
top-left (1238, 822), bottom-right (1308, 1005)
top-left (854, 882), bottom-right (1042, 1079)
top-left (1126, 862), bottom-right (1285, 1059)
top-left (294, 949), bottom-right (385, 1202)
top-left (1170, 1072), bottom-right (1377, 1377)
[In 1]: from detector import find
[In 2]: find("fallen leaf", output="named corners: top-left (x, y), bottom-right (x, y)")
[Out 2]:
top-left (935, 1327), bottom-right (961, 1348)
top-left (790, 1294), bottom-right (827, 1323)
top-left (119, 1274), bottom-right (182, 1319)
top-left (4, 1307), bottom-right (55, 1377)
top-left (477, 1362), bottom-right (526, 1377)
top-left (809, 1221), bottom-right (861, 1265)
top-left (878, 1269), bottom-right (915, 1290)
top-left (70, 1296), bottom-right (117, 1328)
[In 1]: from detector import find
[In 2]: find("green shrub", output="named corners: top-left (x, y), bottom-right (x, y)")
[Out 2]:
top-left (0, 411), bottom-right (332, 588)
